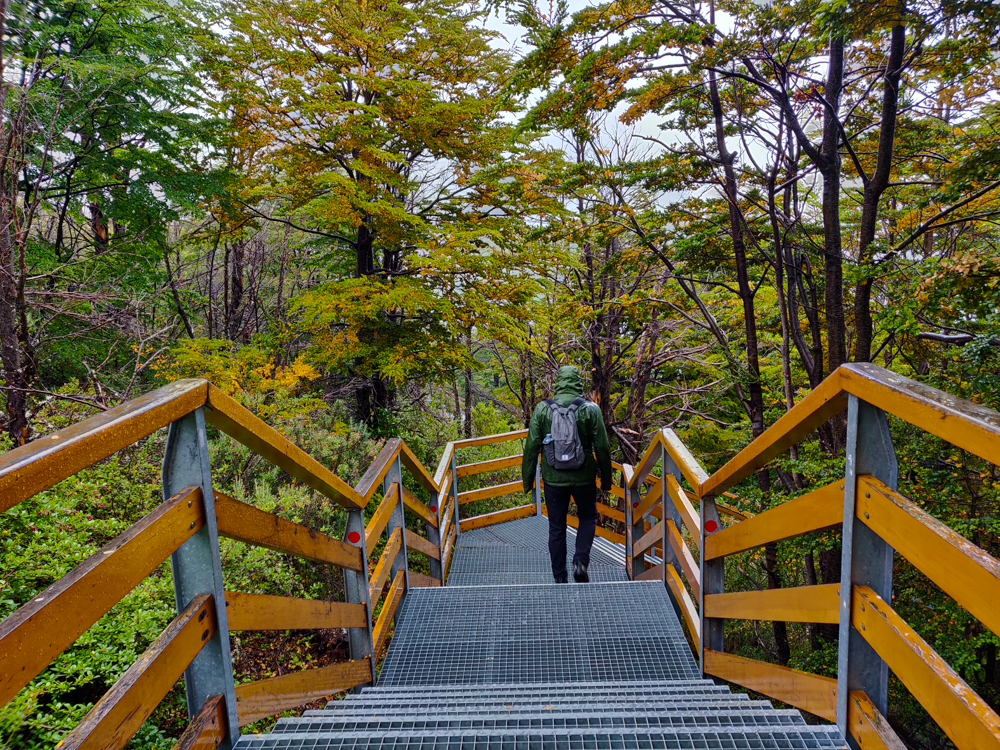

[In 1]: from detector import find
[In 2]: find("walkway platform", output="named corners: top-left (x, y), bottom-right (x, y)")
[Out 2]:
top-left (238, 517), bottom-right (848, 749)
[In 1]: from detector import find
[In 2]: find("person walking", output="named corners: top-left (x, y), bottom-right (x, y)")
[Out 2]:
top-left (522, 365), bottom-right (612, 583)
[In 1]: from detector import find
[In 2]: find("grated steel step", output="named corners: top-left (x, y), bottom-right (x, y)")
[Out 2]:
top-left (358, 679), bottom-right (721, 694)
top-left (271, 709), bottom-right (809, 734)
top-left (304, 702), bottom-right (783, 720)
top-left (237, 726), bottom-right (848, 749)
top-left (378, 582), bottom-right (698, 687)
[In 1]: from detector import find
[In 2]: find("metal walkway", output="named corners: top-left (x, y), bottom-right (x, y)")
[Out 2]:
top-left (239, 517), bottom-right (848, 749)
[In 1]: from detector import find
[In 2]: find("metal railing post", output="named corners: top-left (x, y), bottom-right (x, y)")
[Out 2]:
top-left (162, 408), bottom-right (239, 749)
top-left (660, 446), bottom-right (684, 624)
top-left (343, 507), bottom-right (374, 687)
top-left (450, 453), bottom-right (461, 537)
top-left (629, 482), bottom-right (645, 579)
top-left (837, 395), bottom-right (897, 740)
top-left (384, 457), bottom-right (410, 604)
top-left (699, 493), bottom-right (723, 675)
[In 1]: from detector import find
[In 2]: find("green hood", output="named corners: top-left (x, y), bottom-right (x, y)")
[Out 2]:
top-left (553, 366), bottom-right (584, 405)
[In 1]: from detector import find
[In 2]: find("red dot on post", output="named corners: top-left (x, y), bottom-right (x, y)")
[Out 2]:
top-left (430, 506), bottom-right (438, 513)
top-left (705, 520), bottom-right (718, 533)
top-left (347, 531), bottom-right (361, 544)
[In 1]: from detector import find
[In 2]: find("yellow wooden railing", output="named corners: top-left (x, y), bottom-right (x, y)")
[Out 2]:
top-left (0, 381), bottom-right (448, 749)
top-left (4, 363), bottom-right (999, 749)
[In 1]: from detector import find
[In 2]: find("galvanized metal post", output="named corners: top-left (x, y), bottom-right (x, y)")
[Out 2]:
top-left (450, 453), bottom-right (461, 538)
top-left (426, 488), bottom-right (442, 582)
top-left (533, 456), bottom-right (543, 516)
top-left (661, 447), bottom-right (682, 574)
top-left (384, 457), bottom-right (410, 604)
top-left (699, 494), bottom-right (724, 674)
top-left (628, 481), bottom-right (645, 578)
top-left (343, 506), bottom-right (374, 686)
top-left (162, 409), bottom-right (239, 748)
top-left (837, 396), bottom-right (897, 741)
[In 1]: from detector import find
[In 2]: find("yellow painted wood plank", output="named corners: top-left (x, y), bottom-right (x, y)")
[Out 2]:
top-left (634, 480), bottom-right (663, 520)
top-left (398, 441), bottom-right (438, 495)
top-left (459, 504), bottom-right (535, 532)
top-left (665, 563), bottom-right (700, 648)
top-left (848, 690), bottom-right (907, 750)
top-left (704, 584), bottom-right (840, 624)
top-left (636, 564), bottom-right (663, 582)
top-left (0, 486), bottom-right (203, 707)
top-left (596, 525), bottom-right (626, 545)
top-left (173, 694), bottom-right (226, 750)
top-left (368, 528), bottom-right (402, 604)
top-left (405, 528), bottom-right (441, 560)
top-left (633, 520), bottom-right (664, 557)
top-left (234, 659), bottom-right (371, 727)
top-left (57, 595), bottom-right (216, 750)
top-left (858, 475), bottom-right (1000, 639)
top-left (453, 429), bottom-right (527, 448)
top-left (597, 502), bottom-right (624, 523)
top-left (666, 520), bottom-right (701, 600)
top-left (216, 492), bottom-right (362, 572)
top-left (458, 480), bottom-right (523, 505)
top-left (853, 585), bottom-right (1000, 750)
top-left (704, 650), bottom-right (837, 721)
top-left (225, 592), bottom-right (366, 631)
top-left (354, 440), bottom-right (401, 502)
top-left (0, 379), bottom-right (207, 513)
top-left (666, 474), bottom-right (701, 545)
top-left (456, 454), bottom-right (522, 477)
top-left (408, 571), bottom-right (441, 588)
top-left (365, 483), bottom-right (399, 550)
top-left (206, 384), bottom-right (364, 509)
top-left (401, 486), bottom-right (438, 528)
top-left (704, 480), bottom-right (843, 561)
top-left (373, 572), bottom-right (405, 658)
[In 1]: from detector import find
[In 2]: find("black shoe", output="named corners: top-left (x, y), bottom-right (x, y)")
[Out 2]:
top-left (573, 561), bottom-right (589, 583)
top-left (554, 573), bottom-right (568, 583)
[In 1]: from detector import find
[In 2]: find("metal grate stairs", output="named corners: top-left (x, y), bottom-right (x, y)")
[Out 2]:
top-left (238, 517), bottom-right (848, 749)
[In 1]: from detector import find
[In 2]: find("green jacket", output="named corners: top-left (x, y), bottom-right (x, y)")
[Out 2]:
top-left (522, 366), bottom-right (613, 491)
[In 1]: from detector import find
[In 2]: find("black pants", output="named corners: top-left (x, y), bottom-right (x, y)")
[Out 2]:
top-left (545, 482), bottom-right (598, 579)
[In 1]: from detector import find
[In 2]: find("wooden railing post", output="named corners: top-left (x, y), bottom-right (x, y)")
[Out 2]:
top-left (837, 396), bottom-right (897, 740)
top-left (384, 457), bottom-right (410, 604)
top-left (162, 408), bottom-right (239, 748)
top-left (699, 492), bottom-right (723, 675)
top-left (343, 507), bottom-right (374, 686)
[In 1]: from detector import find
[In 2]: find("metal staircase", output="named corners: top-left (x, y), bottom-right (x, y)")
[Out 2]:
top-left (239, 517), bottom-right (848, 749)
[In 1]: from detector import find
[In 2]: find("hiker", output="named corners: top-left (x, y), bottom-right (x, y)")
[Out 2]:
top-left (522, 365), bottom-right (613, 583)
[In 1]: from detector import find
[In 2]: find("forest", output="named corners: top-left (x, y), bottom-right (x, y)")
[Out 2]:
top-left (1, 0), bottom-right (999, 747)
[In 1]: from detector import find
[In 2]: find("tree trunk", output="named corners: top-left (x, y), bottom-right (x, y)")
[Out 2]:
top-left (854, 21), bottom-right (906, 362)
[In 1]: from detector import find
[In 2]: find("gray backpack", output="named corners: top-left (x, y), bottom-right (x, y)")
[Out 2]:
top-left (542, 398), bottom-right (587, 470)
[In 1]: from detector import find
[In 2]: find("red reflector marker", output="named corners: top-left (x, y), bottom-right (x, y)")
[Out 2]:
top-left (704, 520), bottom-right (718, 533)
top-left (430, 505), bottom-right (438, 513)
top-left (347, 531), bottom-right (362, 544)
top-left (632, 502), bottom-right (639, 508)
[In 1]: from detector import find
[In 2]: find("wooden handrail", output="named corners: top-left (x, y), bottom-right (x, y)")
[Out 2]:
top-left (453, 429), bottom-right (527, 448)
top-left (460, 503), bottom-right (535, 532)
top-left (405, 528), bottom-right (441, 560)
top-left (205, 385), bottom-right (364, 509)
top-left (704, 584), bottom-right (840, 624)
top-left (366, 482), bottom-right (400, 549)
top-left (704, 649), bottom-right (837, 721)
top-left (173, 694), bottom-right (226, 750)
top-left (369, 528), bottom-right (403, 603)
top-left (225, 592), bottom-right (366, 631)
top-left (398, 441), bottom-right (438, 494)
top-left (665, 563), bottom-right (700, 647)
top-left (234, 659), bottom-right (372, 727)
top-left (458, 479), bottom-right (522, 505)
top-left (432, 442), bottom-right (456, 489)
top-left (853, 585), bottom-right (1000, 749)
top-left (456, 453), bottom-right (522, 477)
top-left (215, 492), bottom-right (363, 572)
top-left (857, 475), bottom-right (1000, 639)
top-left (402, 485), bottom-right (438, 528)
top-left (57, 594), bottom-right (217, 750)
top-left (665, 520), bottom-right (700, 600)
top-left (666, 474), bottom-right (700, 544)
top-left (356, 439), bottom-right (402, 502)
top-left (373, 571), bottom-right (405, 657)
top-left (0, 486), bottom-right (204, 706)
top-left (0, 379), bottom-right (207, 513)
top-left (704, 481), bottom-right (843, 561)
